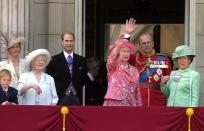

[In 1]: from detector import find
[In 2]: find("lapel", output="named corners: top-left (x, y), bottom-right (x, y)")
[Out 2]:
top-left (6, 59), bottom-right (25, 79)
top-left (7, 59), bottom-right (17, 77)
top-left (19, 59), bottom-right (26, 74)
top-left (59, 52), bottom-right (71, 76)
top-left (0, 88), bottom-right (3, 95)
top-left (0, 88), bottom-right (3, 100)
top-left (72, 53), bottom-right (79, 79)
top-left (0, 87), bottom-right (9, 99)
top-left (7, 88), bottom-right (11, 99)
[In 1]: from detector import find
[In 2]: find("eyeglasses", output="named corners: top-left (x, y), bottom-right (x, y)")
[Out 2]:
top-left (140, 41), bottom-right (152, 45)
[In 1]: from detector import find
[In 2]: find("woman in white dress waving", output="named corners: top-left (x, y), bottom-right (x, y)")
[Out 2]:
top-left (17, 49), bottom-right (58, 105)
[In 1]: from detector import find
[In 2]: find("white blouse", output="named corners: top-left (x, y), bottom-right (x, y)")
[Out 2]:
top-left (17, 71), bottom-right (58, 105)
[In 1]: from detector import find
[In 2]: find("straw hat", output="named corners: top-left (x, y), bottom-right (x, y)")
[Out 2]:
top-left (8, 36), bottom-right (25, 49)
top-left (172, 45), bottom-right (195, 60)
top-left (0, 32), bottom-right (25, 49)
top-left (25, 49), bottom-right (51, 71)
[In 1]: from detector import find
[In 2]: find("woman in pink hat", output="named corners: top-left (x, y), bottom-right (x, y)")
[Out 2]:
top-left (0, 33), bottom-right (27, 88)
top-left (103, 39), bottom-right (142, 106)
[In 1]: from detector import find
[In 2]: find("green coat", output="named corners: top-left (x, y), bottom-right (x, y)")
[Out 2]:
top-left (161, 68), bottom-right (201, 107)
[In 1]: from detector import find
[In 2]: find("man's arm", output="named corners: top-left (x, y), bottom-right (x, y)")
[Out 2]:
top-left (46, 57), bottom-right (55, 77)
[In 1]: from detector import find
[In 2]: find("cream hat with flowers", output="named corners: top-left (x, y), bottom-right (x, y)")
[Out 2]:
top-left (0, 32), bottom-right (25, 49)
top-left (8, 36), bottom-right (25, 49)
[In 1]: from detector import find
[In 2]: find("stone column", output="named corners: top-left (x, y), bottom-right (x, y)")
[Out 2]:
top-left (186, 0), bottom-right (204, 106)
top-left (0, 0), bottom-right (29, 59)
top-left (195, 0), bottom-right (204, 106)
top-left (74, 0), bottom-right (83, 56)
top-left (189, 0), bottom-right (196, 69)
top-left (48, 0), bottom-right (84, 56)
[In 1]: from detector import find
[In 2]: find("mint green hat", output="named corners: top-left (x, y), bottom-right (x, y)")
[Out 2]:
top-left (172, 45), bottom-right (195, 60)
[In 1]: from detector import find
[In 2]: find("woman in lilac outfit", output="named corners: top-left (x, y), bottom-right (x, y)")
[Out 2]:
top-left (103, 38), bottom-right (142, 106)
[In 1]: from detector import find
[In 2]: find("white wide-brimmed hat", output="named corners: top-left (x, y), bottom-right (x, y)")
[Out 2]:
top-left (26, 49), bottom-right (51, 71)
top-left (0, 32), bottom-right (25, 49)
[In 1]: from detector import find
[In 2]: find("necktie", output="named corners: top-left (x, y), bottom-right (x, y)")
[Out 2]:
top-left (67, 55), bottom-right (73, 65)
top-left (3, 91), bottom-right (8, 101)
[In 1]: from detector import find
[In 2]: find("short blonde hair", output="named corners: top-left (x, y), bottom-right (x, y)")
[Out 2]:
top-left (0, 69), bottom-right (12, 80)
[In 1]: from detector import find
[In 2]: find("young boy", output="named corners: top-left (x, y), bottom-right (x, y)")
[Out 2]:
top-left (0, 69), bottom-right (18, 105)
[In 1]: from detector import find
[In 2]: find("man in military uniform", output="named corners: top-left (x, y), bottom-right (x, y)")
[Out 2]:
top-left (125, 18), bottom-right (172, 106)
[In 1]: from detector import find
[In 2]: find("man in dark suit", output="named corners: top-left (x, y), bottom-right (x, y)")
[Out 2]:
top-left (85, 57), bottom-right (101, 105)
top-left (46, 32), bottom-right (87, 105)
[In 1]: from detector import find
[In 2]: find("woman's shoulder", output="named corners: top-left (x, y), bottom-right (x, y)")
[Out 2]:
top-left (129, 64), bottom-right (138, 71)
top-left (129, 64), bottom-right (135, 68)
top-left (189, 69), bottom-right (200, 77)
top-left (171, 70), bottom-right (177, 73)
top-left (20, 71), bottom-right (33, 78)
top-left (0, 60), bottom-right (13, 72)
top-left (0, 59), bottom-right (9, 65)
top-left (8, 87), bottom-right (18, 92)
top-left (43, 72), bottom-right (54, 80)
top-left (19, 58), bottom-right (26, 63)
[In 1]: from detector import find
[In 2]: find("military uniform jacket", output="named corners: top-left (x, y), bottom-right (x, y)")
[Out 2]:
top-left (129, 51), bottom-right (172, 106)
top-left (129, 51), bottom-right (172, 84)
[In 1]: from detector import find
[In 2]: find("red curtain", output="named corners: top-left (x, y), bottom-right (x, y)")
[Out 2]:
top-left (0, 106), bottom-right (204, 131)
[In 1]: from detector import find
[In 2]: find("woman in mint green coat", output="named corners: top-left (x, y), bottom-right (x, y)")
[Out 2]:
top-left (161, 45), bottom-right (201, 107)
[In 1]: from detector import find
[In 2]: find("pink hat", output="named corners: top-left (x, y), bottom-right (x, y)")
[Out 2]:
top-left (109, 39), bottom-right (137, 54)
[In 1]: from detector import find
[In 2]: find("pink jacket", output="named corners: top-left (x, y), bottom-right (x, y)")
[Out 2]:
top-left (104, 41), bottom-right (141, 106)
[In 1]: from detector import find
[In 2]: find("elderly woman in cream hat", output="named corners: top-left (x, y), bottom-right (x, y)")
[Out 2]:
top-left (0, 33), bottom-right (27, 88)
top-left (17, 49), bottom-right (58, 105)
top-left (161, 45), bottom-right (201, 107)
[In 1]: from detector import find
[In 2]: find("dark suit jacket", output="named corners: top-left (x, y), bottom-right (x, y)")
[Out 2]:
top-left (46, 52), bottom-right (87, 105)
top-left (0, 87), bottom-right (18, 104)
top-left (85, 62), bottom-right (108, 105)
top-left (85, 75), bottom-right (101, 105)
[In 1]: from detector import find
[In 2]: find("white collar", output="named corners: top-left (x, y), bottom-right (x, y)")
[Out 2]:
top-left (87, 72), bottom-right (95, 81)
top-left (2, 88), bottom-right (8, 92)
top-left (63, 51), bottom-right (73, 59)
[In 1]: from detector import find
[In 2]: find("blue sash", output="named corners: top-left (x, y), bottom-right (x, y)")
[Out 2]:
top-left (139, 55), bottom-right (166, 82)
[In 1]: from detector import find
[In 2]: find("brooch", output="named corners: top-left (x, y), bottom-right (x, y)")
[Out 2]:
top-left (156, 69), bottom-right (163, 76)
top-left (154, 74), bottom-right (159, 81)
top-left (173, 73), bottom-right (182, 81)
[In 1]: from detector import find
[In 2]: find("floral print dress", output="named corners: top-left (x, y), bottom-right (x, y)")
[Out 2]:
top-left (103, 42), bottom-right (142, 106)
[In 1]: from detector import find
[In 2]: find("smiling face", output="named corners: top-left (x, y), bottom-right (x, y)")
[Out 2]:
top-left (61, 33), bottom-right (75, 54)
top-left (138, 34), bottom-right (154, 55)
top-left (177, 56), bottom-right (191, 70)
top-left (31, 55), bottom-right (46, 72)
top-left (118, 47), bottom-right (131, 63)
top-left (7, 43), bottom-right (21, 58)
